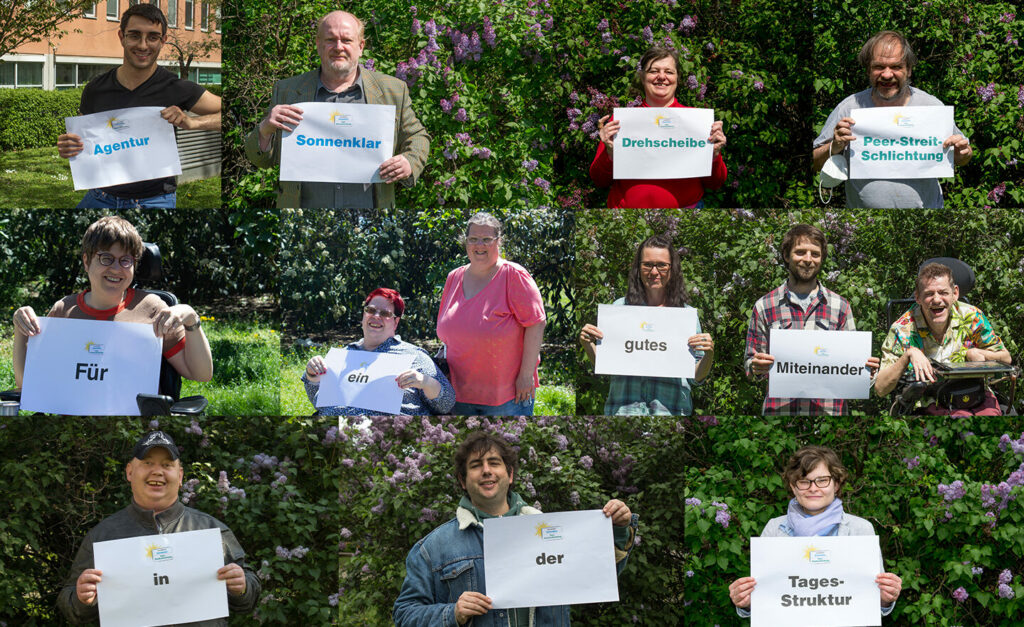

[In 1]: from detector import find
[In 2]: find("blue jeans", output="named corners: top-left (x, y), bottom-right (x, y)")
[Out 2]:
top-left (451, 397), bottom-right (534, 416)
top-left (76, 189), bottom-right (176, 208)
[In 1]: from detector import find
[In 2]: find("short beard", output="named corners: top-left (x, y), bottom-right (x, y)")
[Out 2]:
top-left (871, 81), bottom-right (909, 103)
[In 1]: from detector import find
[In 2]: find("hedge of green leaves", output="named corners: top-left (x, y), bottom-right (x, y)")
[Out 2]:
top-left (813, 0), bottom-right (1023, 207)
top-left (0, 208), bottom-right (278, 315)
top-left (0, 88), bottom-right (83, 151)
top-left (684, 416), bottom-right (1024, 625)
top-left (337, 416), bottom-right (686, 624)
top-left (0, 417), bottom-right (339, 624)
top-left (575, 208), bottom-right (1024, 415)
top-left (279, 207), bottom-right (575, 384)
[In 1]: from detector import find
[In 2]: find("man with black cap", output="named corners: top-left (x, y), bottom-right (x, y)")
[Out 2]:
top-left (56, 430), bottom-right (259, 625)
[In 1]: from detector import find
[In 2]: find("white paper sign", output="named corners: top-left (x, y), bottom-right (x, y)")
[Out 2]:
top-left (594, 304), bottom-right (698, 378)
top-left (21, 318), bottom-right (161, 416)
top-left (65, 107), bottom-right (181, 190)
top-left (93, 528), bottom-right (228, 627)
top-left (483, 509), bottom-right (618, 608)
top-left (750, 536), bottom-right (882, 627)
top-left (849, 106), bottom-right (955, 179)
top-left (280, 102), bottom-right (396, 183)
top-left (768, 329), bottom-right (871, 399)
top-left (315, 347), bottom-right (414, 414)
top-left (613, 107), bottom-right (714, 179)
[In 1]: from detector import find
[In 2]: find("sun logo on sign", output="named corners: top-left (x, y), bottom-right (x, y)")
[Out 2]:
top-left (892, 113), bottom-right (912, 127)
top-left (813, 346), bottom-right (829, 357)
top-left (654, 115), bottom-right (675, 128)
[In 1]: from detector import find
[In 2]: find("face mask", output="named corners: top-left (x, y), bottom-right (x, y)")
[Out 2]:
top-left (818, 153), bottom-right (848, 204)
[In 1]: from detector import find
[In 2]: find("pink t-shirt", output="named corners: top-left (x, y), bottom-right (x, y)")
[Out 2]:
top-left (436, 260), bottom-right (546, 405)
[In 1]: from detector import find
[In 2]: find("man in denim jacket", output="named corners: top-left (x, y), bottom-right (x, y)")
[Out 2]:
top-left (393, 431), bottom-right (638, 626)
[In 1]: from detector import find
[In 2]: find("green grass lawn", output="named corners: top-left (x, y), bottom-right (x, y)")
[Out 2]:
top-left (0, 316), bottom-right (278, 416)
top-left (0, 147), bottom-right (221, 208)
top-left (281, 343), bottom-right (575, 416)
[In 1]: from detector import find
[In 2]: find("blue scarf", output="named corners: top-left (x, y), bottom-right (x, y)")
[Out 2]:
top-left (786, 497), bottom-right (843, 536)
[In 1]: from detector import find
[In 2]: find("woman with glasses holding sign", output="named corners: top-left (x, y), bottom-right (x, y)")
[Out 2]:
top-left (589, 46), bottom-right (728, 208)
top-left (11, 216), bottom-right (213, 390)
top-left (579, 234), bottom-right (714, 415)
top-left (727, 446), bottom-right (902, 619)
top-left (304, 288), bottom-right (455, 415)
top-left (436, 212), bottom-right (546, 415)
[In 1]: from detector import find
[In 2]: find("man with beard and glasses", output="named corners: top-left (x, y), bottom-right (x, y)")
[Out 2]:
top-left (55, 4), bottom-right (221, 209)
top-left (811, 30), bottom-right (972, 208)
top-left (875, 262), bottom-right (1011, 415)
top-left (245, 10), bottom-right (429, 208)
top-left (744, 224), bottom-right (880, 415)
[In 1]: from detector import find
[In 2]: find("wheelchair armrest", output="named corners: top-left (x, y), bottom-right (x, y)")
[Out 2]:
top-left (170, 395), bottom-right (208, 416)
top-left (137, 393), bottom-right (176, 416)
top-left (898, 378), bottom-right (930, 405)
top-left (0, 389), bottom-right (21, 402)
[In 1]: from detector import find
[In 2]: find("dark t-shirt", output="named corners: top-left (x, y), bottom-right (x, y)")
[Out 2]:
top-left (80, 66), bottom-right (205, 198)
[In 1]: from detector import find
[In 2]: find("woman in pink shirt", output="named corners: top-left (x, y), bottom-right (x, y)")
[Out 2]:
top-left (589, 45), bottom-right (728, 208)
top-left (436, 212), bottom-right (547, 415)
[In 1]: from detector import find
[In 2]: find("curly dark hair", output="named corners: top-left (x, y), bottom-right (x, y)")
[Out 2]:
top-left (625, 233), bottom-right (689, 307)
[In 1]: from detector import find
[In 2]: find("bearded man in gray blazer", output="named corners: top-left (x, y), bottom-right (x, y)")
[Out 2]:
top-left (244, 10), bottom-right (430, 208)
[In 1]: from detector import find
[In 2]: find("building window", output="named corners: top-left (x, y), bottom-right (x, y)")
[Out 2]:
top-left (166, 0), bottom-right (176, 27)
top-left (184, 0), bottom-right (193, 29)
top-left (197, 66), bottom-right (221, 85)
top-left (84, 3), bottom-right (96, 18)
top-left (55, 63), bottom-right (118, 90)
top-left (0, 61), bottom-right (44, 89)
top-left (214, 6), bottom-right (220, 33)
top-left (200, 2), bottom-right (208, 32)
top-left (106, 0), bottom-right (118, 20)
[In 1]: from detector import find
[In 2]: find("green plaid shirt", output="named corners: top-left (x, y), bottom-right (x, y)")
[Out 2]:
top-left (603, 299), bottom-right (705, 415)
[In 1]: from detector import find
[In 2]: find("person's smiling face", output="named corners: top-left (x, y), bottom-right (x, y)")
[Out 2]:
top-left (83, 242), bottom-right (134, 304)
top-left (791, 461), bottom-right (837, 516)
top-left (464, 224), bottom-right (501, 269)
top-left (643, 56), bottom-right (678, 104)
top-left (785, 237), bottom-right (823, 285)
top-left (460, 447), bottom-right (512, 512)
top-left (126, 447), bottom-right (182, 513)
top-left (118, 15), bottom-right (166, 72)
top-left (361, 295), bottom-right (399, 348)
top-left (868, 42), bottom-right (910, 103)
top-left (916, 275), bottom-right (959, 334)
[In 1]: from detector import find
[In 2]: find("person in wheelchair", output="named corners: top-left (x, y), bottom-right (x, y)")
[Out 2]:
top-left (875, 262), bottom-right (1011, 415)
top-left (11, 216), bottom-right (214, 392)
top-left (303, 287), bottom-right (455, 415)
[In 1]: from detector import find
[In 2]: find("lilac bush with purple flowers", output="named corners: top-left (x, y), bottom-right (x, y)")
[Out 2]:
top-left (338, 416), bottom-right (687, 624)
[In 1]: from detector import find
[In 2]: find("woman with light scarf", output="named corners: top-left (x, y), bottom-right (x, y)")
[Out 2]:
top-left (728, 445), bottom-right (902, 619)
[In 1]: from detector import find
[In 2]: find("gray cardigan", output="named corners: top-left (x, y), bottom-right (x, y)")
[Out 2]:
top-left (736, 512), bottom-right (895, 619)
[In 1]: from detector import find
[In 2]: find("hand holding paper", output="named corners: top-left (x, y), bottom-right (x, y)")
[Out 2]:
top-left (76, 568), bottom-right (103, 606)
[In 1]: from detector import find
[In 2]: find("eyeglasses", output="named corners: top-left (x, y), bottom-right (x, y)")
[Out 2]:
top-left (794, 476), bottom-right (834, 490)
top-left (466, 237), bottom-right (497, 246)
top-left (363, 305), bottom-right (396, 319)
top-left (95, 252), bottom-right (136, 269)
top-left (640, 262), bottom-right (671, 272)
top-left (123, 32), bottom-right (164, 44)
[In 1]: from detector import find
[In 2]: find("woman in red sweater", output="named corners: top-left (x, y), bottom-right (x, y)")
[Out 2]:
top-left (590, 46), bottom-right (728, 208)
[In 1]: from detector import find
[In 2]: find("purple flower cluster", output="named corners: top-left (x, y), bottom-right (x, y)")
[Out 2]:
top-left (181, 478), bottom-right (199, 504)
top-left (998, 583), bottom-right (1015, 599)
top-left (597, 18), bottom-right (609, 31)
top-left (553, 433), bottom-right (568, 450)
top-left (999, 569), bottom-right (1013, 585)
top-left (472, 147), bottom-right (492, 159)
top-left (184, 419), bottom-right (203, 436)
top-left (938, 480), bottom-right (966, 502)
top-left (340, 527), bottom-right (353, 539)
top-left (454, 108), bottom-right (468, 122)
top-left (322, 425), bottom-right (341, 445)
top-left (450, 29), bottom-right (484, 63)
top-left (419, 507), bottom-right (439, 522)
top-left (579, 455), bottom-right (594, 469)
top-left (685, 497), bottom-right (702, 508)
top-left (952, 586), bottom-right (969, 602)
top-left (903, 456), bottom-right (920, 470)
top-left (642, 26), bottom-right (654, 43)
top-left (1018, 85), bottom-right (1024, 108)
top-left (978, 83), bottom-right (997, 103)
top-left (730, 70), bottom-right (744, 78)
top-left (753, 81), bottom-right (764, 92)
top-left (687, 74), bottom-right (699, 90)
top-left (482, 16), bottom-right (497, 48)
top-left (972, 566), bottom-right (984, 575)
top-left (999, 12), bottom-right (1016, 22)
top-left (250, 453), bottom-right (279, 481)
top-left (522, 159), bottom-right (539, 172)
top-left (275, 545), bottom-right (309, 560)
top-left (988, 183), bottom-right (1006, 204)
top-left (679, 15), bottom-right (697, 35)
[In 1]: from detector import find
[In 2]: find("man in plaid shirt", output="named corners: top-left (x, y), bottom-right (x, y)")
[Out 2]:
top-left (744, 224), bottom-right (879, 415)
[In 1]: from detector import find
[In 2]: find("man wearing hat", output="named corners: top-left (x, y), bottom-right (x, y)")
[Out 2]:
top-left (56, 430), bottom-right (260, 624)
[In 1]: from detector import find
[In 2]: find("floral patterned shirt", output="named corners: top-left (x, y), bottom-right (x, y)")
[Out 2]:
top-left (880, 301), bottom-right (1006, 372)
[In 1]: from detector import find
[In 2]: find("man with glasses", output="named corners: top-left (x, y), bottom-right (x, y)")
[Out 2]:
top-left (244, 10), bottom-right (429, 208)
top-left (11, 216), bottom-right (213, 390)
top-left (744, 224), bottom-right (878, 415)
top-left (55, 3), bottom-right (222, 208)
